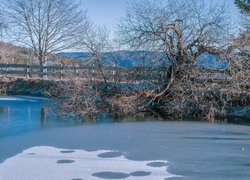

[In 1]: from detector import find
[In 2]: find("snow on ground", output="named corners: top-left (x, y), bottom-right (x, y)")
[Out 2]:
top-left (0, 146), bottom-right (178, 180)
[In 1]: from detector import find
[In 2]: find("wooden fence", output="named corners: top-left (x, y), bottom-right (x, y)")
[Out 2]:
top-left (0, 63), bottom-right (229, 84)
top-left (0, 63), bottom-right (169, 83)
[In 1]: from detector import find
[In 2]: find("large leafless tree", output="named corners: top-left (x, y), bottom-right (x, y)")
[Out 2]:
top-left (3, 0), bottom-right (89, 77)
top-left (118, 0), bottom-right (231, 100)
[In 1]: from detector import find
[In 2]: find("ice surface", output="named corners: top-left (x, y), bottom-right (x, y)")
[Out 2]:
top-left (0, 96), bottom-right (47, 102)
top-left (0, 146), bottom-right (179, 180)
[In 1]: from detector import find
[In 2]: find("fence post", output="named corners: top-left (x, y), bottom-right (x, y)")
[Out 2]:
top-left (112, 64), bottom-right (116, 82)
top-left (26, 63), bottom-right (30, 79)
top-left (43, 65), bottom-right (48, 80)
top-left (92, 63), bottom-right (95, 81)
top-left (60, 64), bottom-right (63, 80)
top-left (76, 65), bottom-right (79, 80)
top-left (5, 62), bottom-right (9, 78)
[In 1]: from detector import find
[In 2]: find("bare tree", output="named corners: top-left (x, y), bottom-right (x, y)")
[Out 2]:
top-left (77, 24), bottom-right (111, 85)
top-left (3, 0), bottom-right (89, 78)
top-left (118, 0), bottom-right (231, 100)
top-left (234, 0), bottom-right (250, 77)
top-left (233, 0), bottom-right (250, 88)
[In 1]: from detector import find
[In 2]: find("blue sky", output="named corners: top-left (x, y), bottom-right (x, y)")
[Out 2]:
top-left (83, 0), bottom-right (240, 33)
top-left (83, 0), bottom-right (127, 29)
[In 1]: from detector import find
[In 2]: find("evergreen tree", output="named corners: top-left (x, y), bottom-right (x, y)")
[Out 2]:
top-left (235, 0), bottom-right (250, 30)
top-left (235, 0), bottom-right (250, 15)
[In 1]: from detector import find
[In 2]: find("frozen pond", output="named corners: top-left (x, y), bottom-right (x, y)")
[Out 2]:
top-left (0, 96), bottom-right (83, 137)
top-left (0, 96), bottom-right (250, 179)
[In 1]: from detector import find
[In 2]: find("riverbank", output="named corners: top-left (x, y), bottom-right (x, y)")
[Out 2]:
top-left (0, 78), bottom-right (249, 122)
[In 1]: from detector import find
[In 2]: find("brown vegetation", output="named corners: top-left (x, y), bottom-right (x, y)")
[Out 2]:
top-left (0, 0), bottom-right (249, 121)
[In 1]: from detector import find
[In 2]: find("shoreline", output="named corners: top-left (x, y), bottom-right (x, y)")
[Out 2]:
top-left (0, 78), bottom-right (249, 122)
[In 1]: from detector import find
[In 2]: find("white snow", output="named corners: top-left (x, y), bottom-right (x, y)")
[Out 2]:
top-left (0, 146), bottom-right (179, 180)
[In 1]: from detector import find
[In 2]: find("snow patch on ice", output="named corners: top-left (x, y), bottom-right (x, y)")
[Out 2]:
top-left (0, 146), bottom-right (179, 180)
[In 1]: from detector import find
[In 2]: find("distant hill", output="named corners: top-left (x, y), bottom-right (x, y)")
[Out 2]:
top-left (58, 51), bottom-right (169, 68)
top-left (0, 42), bottom-right (229, 69)
top-left (0, 42), bottom-right (35, 64)
top-left (0, 42), bottom-right (81, 65)
top-left (57, 52), bottom-right (92, 60)
top-left (58, 51), bottom-right (228, 69)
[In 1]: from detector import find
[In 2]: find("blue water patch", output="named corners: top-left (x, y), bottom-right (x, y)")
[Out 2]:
top-left (196, 52), bottom-right (228, 70)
